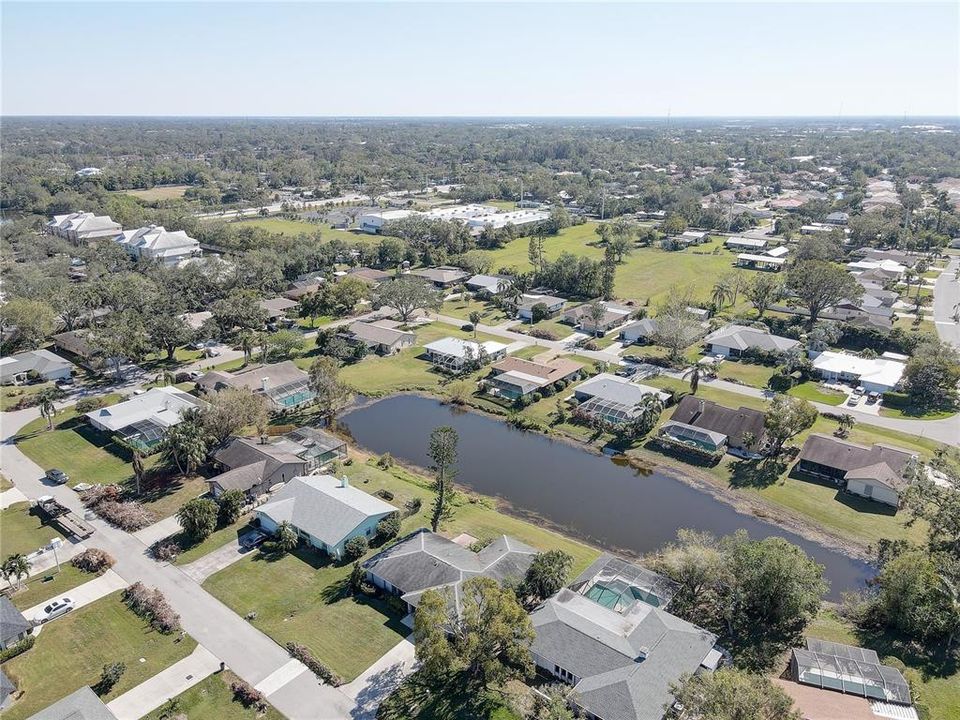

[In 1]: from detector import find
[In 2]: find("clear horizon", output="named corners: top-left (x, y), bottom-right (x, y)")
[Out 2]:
top-left (2, 1), bottom-right (959, 118)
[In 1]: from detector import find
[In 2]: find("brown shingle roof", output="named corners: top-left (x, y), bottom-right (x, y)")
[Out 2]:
top-left (798, 434), bottom-right (915, 477)
top-left (491, 356), bottom-right (582, 383)
top-left (670, 396), bottom-right (766, 449)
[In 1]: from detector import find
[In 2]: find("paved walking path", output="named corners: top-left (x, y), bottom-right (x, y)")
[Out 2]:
top-left (180, 537), bottom-right (246, 583)
top-left (24, 568), bottom-right (127, 623)
top-left (133, 515), bottom-right (182, 546)
top-left (0, 485), bottom-right (27, 509)
top-left (106, 644), bottom-right (221, 720)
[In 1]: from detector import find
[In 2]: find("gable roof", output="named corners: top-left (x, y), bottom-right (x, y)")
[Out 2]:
top-left (409, 266), bottom-right (468, 284)
top-left (346, 321), bottom-right (415, 348)
top-left (212, 428), bottom-right (345, 491)
top-left (0, 349), bottom-right (74, 381)
top-left (258, 475), bottom-right (395, 547)
top-left (0, 596), bottom-right (30, 645)
top-left (799, 434), bottom-right (916, 483)
top-left (491, 356), bottom-right (581, 384)
top-left (25, 686), bottom-right (119, 720)
top-left (670, 395), bottom-right (766, 449)
top-left (704, 324), bottom-right (799, 353)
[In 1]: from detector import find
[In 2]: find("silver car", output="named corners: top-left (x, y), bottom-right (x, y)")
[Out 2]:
top-left (37, 597), bottom-right (75, 623)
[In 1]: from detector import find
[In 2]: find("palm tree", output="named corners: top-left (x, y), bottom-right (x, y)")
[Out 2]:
top-left (155, 370), bottom-right (175, 387)
top-left (710, 279), bottom-right (733, 311)
top-left (2, 554), bottom-right (31, 590)
top-left (38, 388), bottom-right (59, 431)
top-left (131, 449), bottom-right (145, 495)
top-left (239, 332), bottom-right (255, 365)
top-left (836, 414), bottom-right (855, 438)
top-left (632, 392), bottom-right (665, 436)
top-left (728, 273), bottom-right (748, 307)
top-left (468, 311), bottom-right (482, 337)
top-left (684, 365), bottom-right (701, 394)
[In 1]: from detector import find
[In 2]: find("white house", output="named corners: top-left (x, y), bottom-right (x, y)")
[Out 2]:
top-left (0, 350), bottom-right (74, 386)
top-left (256, 475), bottom-right (396, 559)
top-left (423, 337), bottom-right (508, 372)
top-left (46, 212), bottom-right (121, 243)
top-left (847, 259), bottom-right (908, 278)
top-left (513, 293), bottom-right (566, 321)
top-left (465, 274), bottom-right (510, 296)
top-left (115, 225), bottom-right (201, 266)
top-left (809, 351), bottom-right (906, 393)
top-left (85, 386), bottom-right (205, 453)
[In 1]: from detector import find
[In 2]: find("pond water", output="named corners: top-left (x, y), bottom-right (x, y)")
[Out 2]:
top-left (341, 394), bottom-right (873, 599)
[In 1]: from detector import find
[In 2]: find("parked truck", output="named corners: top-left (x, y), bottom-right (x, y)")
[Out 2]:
top-left (33, 496), bottom-right (94, 540)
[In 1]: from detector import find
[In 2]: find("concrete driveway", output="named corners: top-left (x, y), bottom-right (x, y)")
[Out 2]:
top-left (25, 569), bottom-right (127, 626)
top-left (181, 536), bottom-right (247, 582)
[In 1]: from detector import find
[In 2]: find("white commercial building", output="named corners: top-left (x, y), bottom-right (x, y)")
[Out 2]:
top-left (358, 209), bottom-right (415, 233)
top-left (115, 225), bottom-right (201, 265)
top-left (465, 209), bottom-right (550, 234)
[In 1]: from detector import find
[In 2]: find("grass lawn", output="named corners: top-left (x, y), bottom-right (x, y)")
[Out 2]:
top-left (122, 185), bottom-right (191, 201)
top-left (172, 516), bottom-right (256, 565)
top-left (142, 670), bottom-right (285, 720)
top-left (440, 298), bottom-right (509, 325)
top-left (715, 362), bottom-right (776, 389)
top-left (296, 314), bottom-right (333, 329)
top-left (787, 381), bottom-right (847, 405)
top-left (1, 502), bottom-right (66, 557)
top-left (233, 218), bottom-right (365, 246)
top-left (880, 404), bottom-right (957, 420)
top-left (11, 564), bottom-right (95, 611)
top-left (1, 473), bottom-right (13, 492)
top-left (514, 316), bottom-right (577, 341)
top-left (338, 321), bottom-right (503, 397)
top-left (204, 548), bottom-right (407, 683)
top-left (484, 223), bottom-right (750, 306)
top-left (808, 608), bottom-right (959, 720)
top-left (509, 345), bottom-right (546, 360)
top-left (1, 382), bottom-right (53, 412)
top-left (2, 592), bottom-right (197, 720)
top-left (139, 346), bottom-right (205, 372)
top-left (15, 400), bottom-right (205, 519)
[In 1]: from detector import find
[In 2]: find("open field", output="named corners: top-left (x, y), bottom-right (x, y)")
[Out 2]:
top-left (714, 362), bottom-right (776, 389)
top-left (10, 563), bottom-right (94, 611)
top-left (232, 217), bottom-right (366, 245)
top-left (122, 185), bottom-right (191, 201)
top-left (142, 670), bottom-right (286, 720)
top-left (482, 223), bottom-right (750, 305)
top-left (2, 592), bottom-right (197, 720)
top-left (0, 502), bottom-right (66, 557)
top-left (808, 608), bottom-right (959, 720)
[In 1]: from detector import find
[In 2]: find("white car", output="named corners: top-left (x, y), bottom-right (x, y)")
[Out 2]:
top-left (37, 597), bottom-right (75, 623)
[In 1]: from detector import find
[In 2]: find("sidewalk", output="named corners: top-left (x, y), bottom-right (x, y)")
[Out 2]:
top-left (106, 644), bottom-right (221, 720)
top-left (0, 485), bottom-right (27, 509)
top-left (133, 515), bottom-right (182, 546)
top-left (24, 569), bottom-right (127, 624)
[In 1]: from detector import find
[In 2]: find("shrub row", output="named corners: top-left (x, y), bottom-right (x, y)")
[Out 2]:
top-left (286, 642), bottom-right (343, 686)
top-left (0, 635), bottom-right (35, 662)
top-left (122, 581), bottom-right (181, 634)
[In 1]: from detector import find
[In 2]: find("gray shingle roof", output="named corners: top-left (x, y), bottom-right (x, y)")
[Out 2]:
top-left (257, 475), bottom-right (395, 547)
top-left (25, 686), bottom-right (118, 720)
top-left (0, 595), bottom-right (31, 646)
top-left (799, 434), bottom-right (915, 479)
top-left (704, 324), bottom-right (799, 353)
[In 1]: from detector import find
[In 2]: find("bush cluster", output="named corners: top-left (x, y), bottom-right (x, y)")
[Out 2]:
top-left (122, 581), bottom-right (181, 634)
top-left (528, 328), bottom-right (558, 341)
top-left (230, 680), bottom-right (265, 709)
top-left (81, 485), bottom-right (153, 531)
top-left (71, 548), bottom-right (115, 574)
top-left (0, 635), bottom-right (34, 662)
top-left (152, 541), bottom-right (182, 562)
top-left (286, 642), bottom-right (343, 686)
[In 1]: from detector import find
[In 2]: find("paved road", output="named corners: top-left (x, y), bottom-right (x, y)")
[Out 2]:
top-left (933, 254), bottom-right (960, 350)
top-left (0, 409), bottom-right (402, 719)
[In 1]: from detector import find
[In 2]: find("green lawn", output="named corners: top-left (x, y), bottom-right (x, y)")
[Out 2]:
top-left (232, 217), bottom-right (364, 246)
top-left (15, 399), bottom-right (207, 519)
top-left (338, 321), bottom-right (504, 397)
top-left (139, 346), bottom-right (205, 372)
top-left (1, 502), bottom-right (66, 557)
top-left (204, 549), bottom-right (408, 683)
top-left (172, 516), bottom-right (256, 565)
top-left (440, 298), bottom-right (509, 325)
top-left (484, 223), bottom-right (750, 306)
top-left (0, 474), bottom-right (13, 492)
top-left (807, 608), bottom-right (959, 720)
top-left (123, 185), bottom-right (191, 201)
top-left (715, 362), bottom-right (777, 389)
top-left (11, 564), bottom-right (95, 611)
top-left (1, 382), bottom-right (53, 412)
top-left (787, 381), bottom-right (847, 405)
top-left (2, 592), bottom-right (197, 720)
top-left (142, 670), bottom-right (285, 720)
top-left (879, 404), bottom-right (957, 420)
top-left (515, 316), bottom-right (577, 341)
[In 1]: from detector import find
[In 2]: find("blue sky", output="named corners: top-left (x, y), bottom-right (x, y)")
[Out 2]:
top-left (2, 2), bottom-right (958, 117)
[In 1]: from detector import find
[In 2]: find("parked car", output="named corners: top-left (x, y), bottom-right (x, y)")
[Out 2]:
top-left (615, 366), bottom-right (638, 378)
top-left (239, 530), bottom-right (267, 550)
top-left (866, 391), bottom-right (881, 405)
top-left (36, 597), bottom-right (75, 623)
top-left (45, 468), bottom-right (69, 485)
top-left (204, 347), bottom-right (222, 358)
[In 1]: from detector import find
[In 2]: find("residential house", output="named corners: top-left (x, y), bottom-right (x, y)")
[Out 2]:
top-left (0, 350), bottom-right (74, 386)
top-left (85, 386), bottom-right (206, 453)
top-left (796, 434), bottom-right (916, 507)
top-left (847, 259), bottom-right (907, 279)
top-left (620, 318), bottom-right (660, 344)
top-left (725, 236), bottom-right (767, 251)
top-left (180, 311), bottom-right (213, 332)
top-left (409, 266), bottom-right (469, 289)
top-left (485, 356), bottom-right (582, 400)
top-left (259, 297), bottom-right (299, 322)
top-left (50, 330), bottom-right (105, 370)
top-left (46, 212), bottom-right (121, 243)
top-left (562, 301), bottom-right (633, 335)
top-left (423, 337), bottom-right (508, 373)
top-left (209, 427), bottom-right (347, 499)
top-left (531, 555), bottom-right (722, 720)
top-left (340, 320), bottom-right (416, 355)
top-left (704, 324), bottom-right (799, 359)
top-left (801, 223), bottom-right (837, 235)
top-left (196, 361), bottom-right (315, 411)
top-left (825, 211), bottom-right (850, 225)
top-left (860, 248), bottom-right (917, 268)
top-left (663, 396), bottom-right (767, 456)
top-left (736, 253), bottom-right (785, 272)
top-left (256, 475), bottom-right (395, 559)
top-left (465, 274), bottom-right (510, 296)
top-left (572, 373), bottom-right (671, 426)
top-left (809, 351), bottom-right (906, 393)
top-left (789, 638), bottom-right (915, 712)
top-left (0, 596), bottom-right (31, 650)
top-left (114, 225), bottom-right (201, 266)
top-left (345, 267), bottom-right (392, 285)
top-left (363, 529), bottom-right (536, 620)
top-left (512, 293), bottom-right (567, 321)
top-left (25, 686), bottom-right (119, 720)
